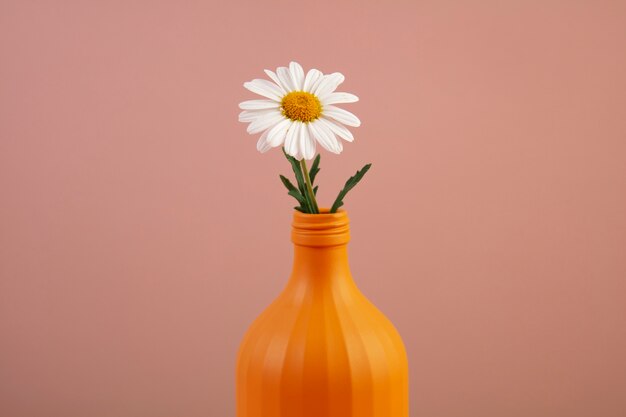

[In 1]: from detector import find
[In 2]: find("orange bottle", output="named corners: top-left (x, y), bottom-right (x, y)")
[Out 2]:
top-left (236, 209), bottom-right (409, 417)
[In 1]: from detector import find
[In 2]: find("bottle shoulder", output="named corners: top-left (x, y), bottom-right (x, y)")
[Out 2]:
top-left (238, 280), bottom-right (407, 359)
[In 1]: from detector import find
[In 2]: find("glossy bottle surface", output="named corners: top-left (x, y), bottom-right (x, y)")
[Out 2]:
top-left (236, 209), bottom-right (408, 417)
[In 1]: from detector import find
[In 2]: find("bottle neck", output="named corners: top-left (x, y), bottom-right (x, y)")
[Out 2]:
top-left (287, 208), bottom-right (353, 286)
top-left (291, 243), bottom-right (351, 279)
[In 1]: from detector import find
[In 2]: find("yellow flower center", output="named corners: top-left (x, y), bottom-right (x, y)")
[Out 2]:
top-left (281, 91), bottom-right (322, 123)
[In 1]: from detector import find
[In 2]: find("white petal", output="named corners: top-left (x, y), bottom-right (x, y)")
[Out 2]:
top-left (321, 92), bottom-right (359, 105)
top-left (300, 123), bottom-right (316, 160)
top-left (238, 109), bottom-right (276, 122)
top-left (319, 117), bottom-right (354, 142)
top-left (320, 121), bottom-right (343, 153)
top-left (309, 73), bottom-right (326, 94)
top-left (267, 118), bottom-right (292, 147)
top-left (247, 111), bottom-right (283, 134)
top-left (276, 67), bottom-right (296, 92)
top-left (239, 99), bottom-right (281, 110)
top-left (256, 129), bottom-right (272, 153)
top-left (335, 135), bottom-right (343, 152)
top-left (314, 72), bottom-right (345, 98)
top-left (264, 70), bottom-right (287, 95)
top-left (303, 69), bottom-right (323, 93)
top-left (284, 122), bottom-right (302, 160)
top-left (289, 62), bottom-right (305, 91)
top-left (243, 79), bottom-right (283, 101)
top-left (309, 120), bottom-right (341, 154)
top-left (323, 105), bottom-right (361, 127)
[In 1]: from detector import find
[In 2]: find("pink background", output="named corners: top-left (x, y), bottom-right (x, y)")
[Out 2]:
top-left (1, 1), bottom-right (625, 416)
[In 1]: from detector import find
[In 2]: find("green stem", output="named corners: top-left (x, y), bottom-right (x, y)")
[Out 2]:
top-left (300, 158), bottom-right (319, 214)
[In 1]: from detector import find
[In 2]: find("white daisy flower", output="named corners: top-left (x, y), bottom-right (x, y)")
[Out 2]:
top-left (239, 61), bottom-right (360, 160)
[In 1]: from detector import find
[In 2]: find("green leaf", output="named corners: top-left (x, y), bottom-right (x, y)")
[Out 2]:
top-left (288, 189), bottom-right (307, 205)
top-left (313, 185), bottom-right (318, 196)
top-left (282, 148), bottom-right (312, 213)
top-left (309, 154), bottom-right (321, 185)
top-left (279, 174), bottom-right (307, 210)
top-left (279, 174), bottom-right (298, 193)
top-left (282, 148), bottom-right (305, 192)
top-left (330, 163), bottom-right (372, 213)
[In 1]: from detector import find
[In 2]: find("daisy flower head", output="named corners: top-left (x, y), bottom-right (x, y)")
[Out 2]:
top-left (239, 61), bottom-right (360, 160)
